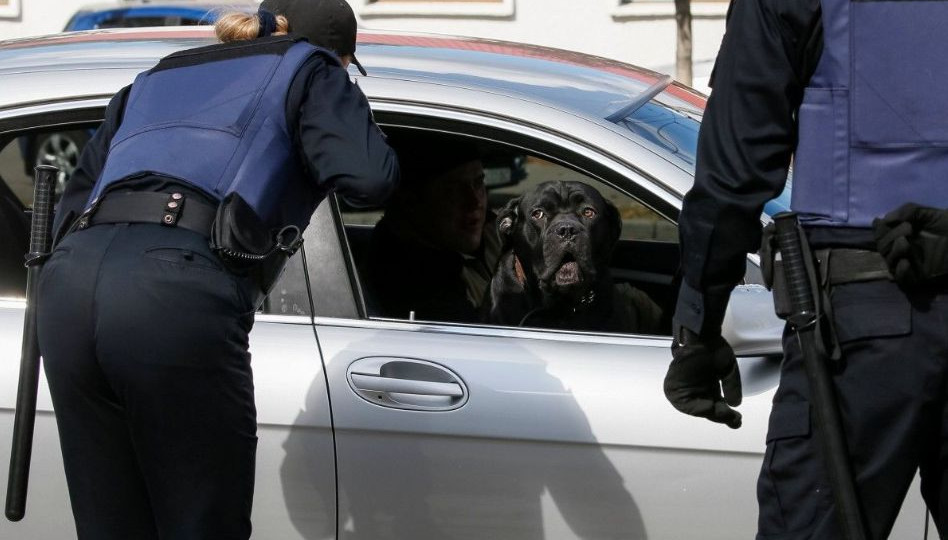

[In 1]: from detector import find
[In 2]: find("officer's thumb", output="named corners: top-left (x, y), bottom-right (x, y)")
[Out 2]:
top-left (712, 401), bottom-right (742, 430)
top-left (711, 337), bottom-right (742, 407)
top-left (721, 363), bottom-right (742, 408)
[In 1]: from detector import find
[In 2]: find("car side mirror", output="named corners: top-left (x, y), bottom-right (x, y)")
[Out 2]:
top-left (721, 284), bottom-right (784, 357)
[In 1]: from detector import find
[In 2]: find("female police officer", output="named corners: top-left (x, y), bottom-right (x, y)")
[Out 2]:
top-left (35, 1), bottom-right (398, 538)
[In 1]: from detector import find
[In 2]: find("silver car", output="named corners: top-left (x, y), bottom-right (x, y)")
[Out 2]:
top-left (0, 27), bottom-right (929, 538)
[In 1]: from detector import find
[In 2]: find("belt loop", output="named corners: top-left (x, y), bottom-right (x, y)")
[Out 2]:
top-left (162, 192), bottom-right (185, 226)
top-left (816, 248), bottom-right (832, 290)
top-left (814, 248), bottom-right (842, 362)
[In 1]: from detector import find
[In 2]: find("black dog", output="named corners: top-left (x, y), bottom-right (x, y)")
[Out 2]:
top-left (487, 180), bottom-right (662, 333)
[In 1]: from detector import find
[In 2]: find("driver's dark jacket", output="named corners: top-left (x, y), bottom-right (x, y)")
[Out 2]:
top-left (675, 0), bottom-right (823, 335)
top-left (368, 211), bottom-right (502, 323)
top-left (53, 40), bottom-right (398, 240)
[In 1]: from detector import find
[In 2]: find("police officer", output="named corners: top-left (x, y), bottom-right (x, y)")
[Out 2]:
top-left (35, 1), bottom-right (398, 538)
top-left (663, 0), bottom-right (948, 537)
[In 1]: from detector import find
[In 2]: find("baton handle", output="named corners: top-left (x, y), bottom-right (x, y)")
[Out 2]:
top-left (773, 212), bottom-right (816, 324)
top-left (772, 211), bottom-right (867, 540)
top-left (6, 165), bottom-right (58, 522)
top-left (28, 166), bottom-right (56, 263)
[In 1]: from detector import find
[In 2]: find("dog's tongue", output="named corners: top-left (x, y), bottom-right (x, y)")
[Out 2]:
top-left (555, 261), bottom-right (581, 286)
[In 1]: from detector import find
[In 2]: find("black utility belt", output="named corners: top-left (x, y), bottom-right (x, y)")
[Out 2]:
top-left (76, 191), bottom-right (217, 237)
top-left (819, 248), bottom-right (892, 286)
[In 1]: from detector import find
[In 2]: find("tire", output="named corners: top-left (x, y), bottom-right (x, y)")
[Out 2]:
top-left (31, 129), bottom-right (92, 198)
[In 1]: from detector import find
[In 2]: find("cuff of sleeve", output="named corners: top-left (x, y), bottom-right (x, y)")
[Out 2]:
top-left (674, 280), bottom-right (732, 337)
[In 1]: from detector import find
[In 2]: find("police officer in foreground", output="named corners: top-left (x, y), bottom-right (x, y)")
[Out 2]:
top-left (35, 0), bottom-right (398, 538)
top-left (663, 0), bottom-right (948, 537)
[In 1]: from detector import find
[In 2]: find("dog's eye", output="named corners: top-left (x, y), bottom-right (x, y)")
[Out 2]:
top-left (582, 207), bottom-right (597, 219)
top-left (531, 209), bottom-right (545, 220)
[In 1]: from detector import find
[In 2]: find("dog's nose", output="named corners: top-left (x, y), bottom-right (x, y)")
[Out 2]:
top-left (555, 223), bottom-right (577, 239)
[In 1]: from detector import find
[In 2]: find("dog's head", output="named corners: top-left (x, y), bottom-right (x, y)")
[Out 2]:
top-left (497, 181), bottom-right (622, 301)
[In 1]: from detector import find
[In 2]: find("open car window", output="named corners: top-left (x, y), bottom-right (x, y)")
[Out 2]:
top-left (338, 126), bottom-right (678, 336)
top-left (0, 122), bottom-right (312, 316)
top-left (0, 126), bottom-right (98, 298)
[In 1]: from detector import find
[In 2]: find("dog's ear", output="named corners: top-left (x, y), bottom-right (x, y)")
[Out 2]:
top-left (497, 195), bottom-right (523, 244)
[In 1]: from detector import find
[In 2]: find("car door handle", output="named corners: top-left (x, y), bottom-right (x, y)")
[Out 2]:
top-left (350, 373), bottom-right (463, 397)
top-left (347, 357), bottom-right (469, 411)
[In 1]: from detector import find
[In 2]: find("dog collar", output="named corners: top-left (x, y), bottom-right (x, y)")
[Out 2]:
top-left (579, 290), bottom-right (596, 306)
top-left (570, 290), bottom-right (597, 314)
top-left (513, 255), bottom-right (527, 286)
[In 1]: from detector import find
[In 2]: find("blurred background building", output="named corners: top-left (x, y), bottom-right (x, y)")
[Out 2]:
top-left (0, 0), bottom-right (727, 92)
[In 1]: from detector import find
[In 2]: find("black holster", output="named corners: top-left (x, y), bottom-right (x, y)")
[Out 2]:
top-left (209, 193), bottom-right (303, 308)
top-left (761, 221), bottom-right (841, 361)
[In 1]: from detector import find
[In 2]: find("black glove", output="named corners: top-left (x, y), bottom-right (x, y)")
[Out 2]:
top-left (873, 203), bottom-right (948, 288)
top-left (665, 326), bottom-right (742, 429)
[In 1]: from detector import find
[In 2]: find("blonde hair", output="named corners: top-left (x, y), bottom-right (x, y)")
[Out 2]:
top-left (215, 11), bottom-right (289, 43)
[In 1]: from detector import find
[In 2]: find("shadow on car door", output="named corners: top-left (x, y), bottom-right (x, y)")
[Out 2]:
top-left (290, 324), bottom-right (650, 539)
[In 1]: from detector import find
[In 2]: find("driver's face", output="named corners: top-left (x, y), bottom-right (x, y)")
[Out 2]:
top-left (419, 160), bottom-right (487, 254)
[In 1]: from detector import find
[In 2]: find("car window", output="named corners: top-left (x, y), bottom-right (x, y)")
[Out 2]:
top-left (338, 126), bottom-right (677, 336)
top-left (0, 135), bottom-right (35, 297)
top-left (0, 123), bottom-right (311, 316)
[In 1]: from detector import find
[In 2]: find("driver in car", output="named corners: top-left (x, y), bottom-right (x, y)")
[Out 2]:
top-left (368, 133), bottom-right (501, 323)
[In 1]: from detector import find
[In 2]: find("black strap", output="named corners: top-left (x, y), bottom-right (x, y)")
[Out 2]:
top-left (78, 191), bottom-right (216, 237)
top-left (826, 248), bottom-right (892, 285)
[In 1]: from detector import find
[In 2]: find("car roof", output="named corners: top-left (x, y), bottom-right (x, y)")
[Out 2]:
top-left (0, 27), bottom-right (704, 120)
top-left (0, 27), bottom-right (704, 197)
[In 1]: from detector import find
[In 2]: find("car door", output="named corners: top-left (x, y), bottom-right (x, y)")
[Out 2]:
top-left (0, 109), bottom-right (337, 539)
top-left (307, 109), bottom-right (784, 539)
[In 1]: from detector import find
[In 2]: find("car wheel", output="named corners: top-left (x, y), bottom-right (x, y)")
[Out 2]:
top-left (32, 130), bottom-right (90, 197)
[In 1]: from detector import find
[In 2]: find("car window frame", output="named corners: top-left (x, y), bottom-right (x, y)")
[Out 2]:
top-left (330, 106), bottom-right (683, 339)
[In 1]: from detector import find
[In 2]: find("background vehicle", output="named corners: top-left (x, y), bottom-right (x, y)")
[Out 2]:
top-left (0, 28), bottom-right (930, 538)
top-left (64, 0), bottom-right (257, 30)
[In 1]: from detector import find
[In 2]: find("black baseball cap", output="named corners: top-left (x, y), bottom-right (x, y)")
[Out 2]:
top-left (386, 131), bottom-right (482, 187)
top-left (260, 0), bottom-right (367, 75)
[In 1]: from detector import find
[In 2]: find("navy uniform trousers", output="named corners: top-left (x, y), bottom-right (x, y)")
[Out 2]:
top-left (37, 222), bottom-right (258, 540)
top-left (757, 279), bottom-right (948, 539)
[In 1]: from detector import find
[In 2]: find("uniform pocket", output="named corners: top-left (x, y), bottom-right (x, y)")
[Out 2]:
top-left (143, 246), bottom-right (225, 273)
top-left (851, 0), bottom-right (948, 146)
top-left (757, 401), bottom-right (827, 538)
top-left (140, 245), bottom-right (253, 314)
top-left (831, 280), bottom-right (911, 344)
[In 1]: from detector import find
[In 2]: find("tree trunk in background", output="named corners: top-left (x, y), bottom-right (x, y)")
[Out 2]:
top-left (675, 0), bottom-right (693, 86)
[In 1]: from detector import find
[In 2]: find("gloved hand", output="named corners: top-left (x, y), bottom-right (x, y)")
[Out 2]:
top-left (664, 326), bottom-right (742, 429)
top-left (873, 203), bottom-right (948, 288)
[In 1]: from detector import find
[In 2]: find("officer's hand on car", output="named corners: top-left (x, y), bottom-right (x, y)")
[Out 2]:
top-left (664, 324), bottom-right (743, 429)
top-left (874, 203), bottom-right (948, 288)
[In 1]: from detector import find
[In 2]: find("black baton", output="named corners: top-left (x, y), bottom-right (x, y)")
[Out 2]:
top-left (773, 212), bottom-right (867, 540)
top-left (5, 165), bottom-right (58, 522)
